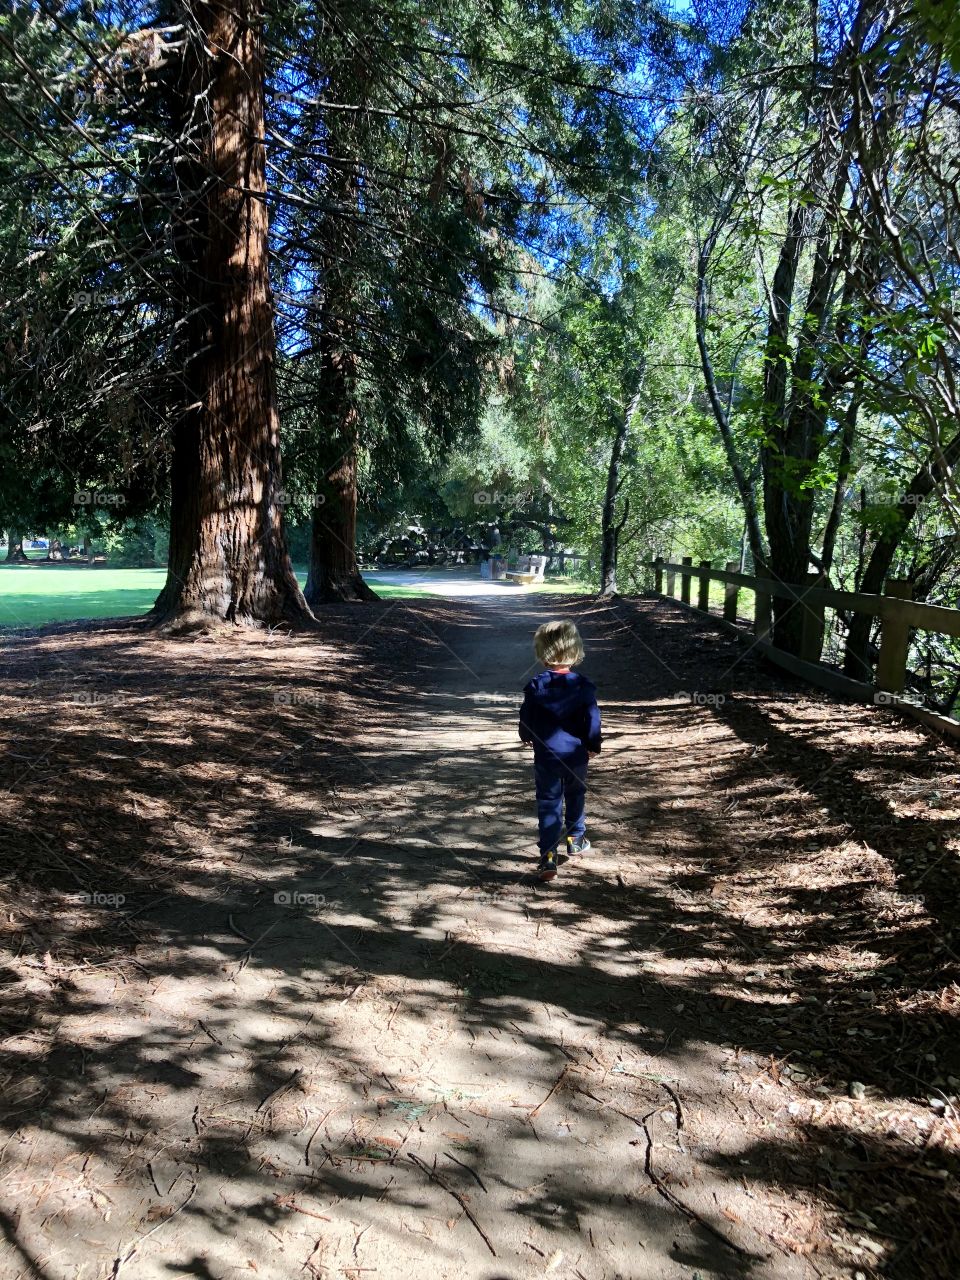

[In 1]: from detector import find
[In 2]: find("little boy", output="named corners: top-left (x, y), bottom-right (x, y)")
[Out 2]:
top-left (518, 620), bottom-right (601, 882)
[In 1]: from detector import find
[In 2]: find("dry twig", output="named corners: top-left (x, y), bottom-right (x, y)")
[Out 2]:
top-left (529, 1065), bottom-right (570, 1119)
top-left (638, 1114), bottom-right (757, 1261)
top-left (443, 1150), bottom-right (487, 1191)
top-left (407, 1153), bottom-right (496, 1256)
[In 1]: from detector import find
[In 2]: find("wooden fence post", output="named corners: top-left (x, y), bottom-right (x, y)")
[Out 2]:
top-left (723, 561), bottom-right (739, 622)
top-left (653, 556), bottom-right (663, 593)
top-left (799, 572), bottom-right (826, 664)
top-left (665, 565), bottom-right (676, 597)
top-left (697, 560), bottom-right (711, 613)
top-left (680, 556), bottom-right (692, 605)
top-left (754, 566), bottom-right (772, 641)
top-left (877, 578), bottom-right (914, 693)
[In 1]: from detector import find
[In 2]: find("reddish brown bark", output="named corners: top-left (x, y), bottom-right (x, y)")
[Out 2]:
top-left (302, 66), bottom-right (376, 607)
top-left (304, 346), bottom-right (376, 605)
top-left (305, 453), bottom-right (376, 604)
top-left (152, 0), bottom-right (312, 628)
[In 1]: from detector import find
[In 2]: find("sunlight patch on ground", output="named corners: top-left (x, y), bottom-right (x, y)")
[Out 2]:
top-left (0, 564), bottom-right (589, 627)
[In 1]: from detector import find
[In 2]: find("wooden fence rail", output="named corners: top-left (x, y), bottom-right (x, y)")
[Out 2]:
top-left (648, 558), bottom-right (960, 708)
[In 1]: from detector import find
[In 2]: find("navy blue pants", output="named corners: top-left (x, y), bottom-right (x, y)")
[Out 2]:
top-left (534, 753), bottom-right (588, 853)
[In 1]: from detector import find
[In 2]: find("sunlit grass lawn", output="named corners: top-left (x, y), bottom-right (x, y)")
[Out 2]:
top-left (0, 564), bottom-right (591, 628)
top-left (0, 566), bottom-right (167, 629)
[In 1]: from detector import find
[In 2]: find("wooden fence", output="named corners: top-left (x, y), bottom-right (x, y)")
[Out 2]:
top-left (550, 551), bottom-right (589, 575)
top-left (648, 557), bottom-right (960, 737)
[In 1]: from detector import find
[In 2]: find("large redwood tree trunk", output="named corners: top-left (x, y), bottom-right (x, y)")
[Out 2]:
top-left (152, 0), bottom-right (313, 628)
top-left (302, 46), bottom-right (377, 607)
top-left (306, 468), bottom-right (376, 604)
top-left (304, 342), bottom-right (376, 604)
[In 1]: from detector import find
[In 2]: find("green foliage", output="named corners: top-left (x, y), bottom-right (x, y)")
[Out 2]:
top-left (436, 209), bottom-right (745, 584)
top-left (99, 518), bottom-right (169, 568)
top-left (4, 0), bottom-right (960, 700)
top-left (914, 0), bottom-right (960, 70)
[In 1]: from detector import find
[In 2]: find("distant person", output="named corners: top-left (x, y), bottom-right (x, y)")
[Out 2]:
top-left (518, 620), bottom-right (601, 882)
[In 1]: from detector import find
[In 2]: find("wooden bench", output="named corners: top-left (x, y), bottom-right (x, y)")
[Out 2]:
top-left (505, 554), bottom-right (548, 586)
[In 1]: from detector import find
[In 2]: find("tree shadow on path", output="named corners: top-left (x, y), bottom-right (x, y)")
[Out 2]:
top-left (0, 594), bottom-right (957, 1278)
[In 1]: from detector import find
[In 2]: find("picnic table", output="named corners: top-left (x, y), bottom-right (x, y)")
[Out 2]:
top-left (505, 554), bottom-right (547, 585)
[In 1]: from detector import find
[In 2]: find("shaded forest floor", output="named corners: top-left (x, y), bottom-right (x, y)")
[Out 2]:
top-left (1, 592), bottom-right (958, 1279)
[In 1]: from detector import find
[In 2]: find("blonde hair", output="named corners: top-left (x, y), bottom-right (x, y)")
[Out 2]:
top-left (533, 619), bottom-right (585, 667)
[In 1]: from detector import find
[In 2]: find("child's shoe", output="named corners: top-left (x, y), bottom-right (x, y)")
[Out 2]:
top-left (566, 835), bottom-right (591, 856)
top-left (537, 849), bottom-right (558, 881)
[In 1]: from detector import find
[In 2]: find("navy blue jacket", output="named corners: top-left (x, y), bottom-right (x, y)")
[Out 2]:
top-left (518, 670), bottom-right (602, 761)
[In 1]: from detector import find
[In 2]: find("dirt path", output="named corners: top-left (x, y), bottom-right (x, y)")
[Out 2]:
top-left (1, 593), bottom-right (958, 1279)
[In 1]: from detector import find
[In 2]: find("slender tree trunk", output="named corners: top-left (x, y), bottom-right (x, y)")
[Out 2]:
top-left (599, 388), bottom-right (641, 598)
top-left (598, 421), bottom-right (627, 597)
top-left (761, 193), bottom-right (851, 654)
top-left (695, 245), bottom-right (766, 569)
top-left (844, 531), bottom-right (902, 680)
top-left (758, 200), bottom-right (811, 654)
top-left (844, 433), bottom-right (960, 677)
top-left (151, 0), bottom-right (312, 629)
top-left (911, 535), bottom-right (960, 604)
top-left (751, 27), bottom-right (857, 653)
top-left (820, 394), bottom-right (858, 576)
